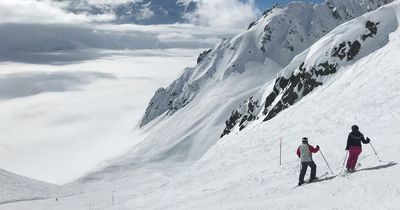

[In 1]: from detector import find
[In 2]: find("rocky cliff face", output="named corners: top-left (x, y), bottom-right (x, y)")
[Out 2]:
top-left (263, 20), bottom-right (393, 121)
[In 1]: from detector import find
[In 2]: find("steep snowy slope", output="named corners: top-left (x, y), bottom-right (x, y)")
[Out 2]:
top-left (0, 168), bottom-right (64, 204)
top-left (139, 16), bottom-right (400, 208)
top-left (224, 0), bottom-right (397, 135)
top-left (118, 2), bottom-right (400, 208)
top-left (137, 0), bottom-right (391, 164)
top-left (142, 0), bottom-right (391, 126)
top-left (139, 4), bottom-right (400, 208)
top-left (2, 1), bottom-right (400, 209)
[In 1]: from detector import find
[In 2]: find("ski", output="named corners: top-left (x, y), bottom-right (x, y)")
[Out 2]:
top-left (340, 163), bottom-right (362, 177)
top-left (294, 172), bottom-right (330, 188)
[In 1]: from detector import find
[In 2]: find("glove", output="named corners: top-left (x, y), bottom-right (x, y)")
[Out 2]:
top-left (345, 147), bottom-right (349, 151)
top-left (366, 137), bottom-right (371, 143)
top-left (316, 145), bottom-right (320, 149)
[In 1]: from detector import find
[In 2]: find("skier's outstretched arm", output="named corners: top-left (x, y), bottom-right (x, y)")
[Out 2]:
top-left (309, 145), bottom-right (320, 153)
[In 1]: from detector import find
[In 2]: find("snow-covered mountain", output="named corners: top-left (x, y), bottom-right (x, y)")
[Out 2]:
top-left (139, 0), bottom-right (392, 160)
top-left (2, 0), bottom-right (400, 209)
top-left (61, 0), bottom-right (197, 24)
top-left (86, 0), bottom-right (400, 207)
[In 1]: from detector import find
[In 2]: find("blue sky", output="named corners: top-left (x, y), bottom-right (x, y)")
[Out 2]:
top-left (255, 0), bottom-right (324, 10)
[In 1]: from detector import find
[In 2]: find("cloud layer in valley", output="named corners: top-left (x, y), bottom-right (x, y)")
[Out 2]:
top-left (0, 0), bottom-right (259, 184)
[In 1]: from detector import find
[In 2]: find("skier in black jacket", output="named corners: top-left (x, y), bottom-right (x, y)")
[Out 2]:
top-left (345, 125), bottom-right (370, 172)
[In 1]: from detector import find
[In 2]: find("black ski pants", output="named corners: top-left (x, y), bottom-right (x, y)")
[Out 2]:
top-left (299, 161), bottom-right (317, 182)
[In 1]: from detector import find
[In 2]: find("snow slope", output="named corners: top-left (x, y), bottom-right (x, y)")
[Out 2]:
top-left (2, 1), bottom-right (400, 209)
top-left (0, 168), bottom-right (64, 204)
top-left (136, 2), bottom-right (400, 209)
top-left (138, 0), bottom-right (390, 165)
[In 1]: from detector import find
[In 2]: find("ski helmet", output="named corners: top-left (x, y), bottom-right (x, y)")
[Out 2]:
top-left (351, 125), bottom-right (359, 132)
top-left (302, 137), bottom-right (308, 143)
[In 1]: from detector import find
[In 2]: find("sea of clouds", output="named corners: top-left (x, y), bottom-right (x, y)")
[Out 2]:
top-left (0, 0), bottom-right (260, 184)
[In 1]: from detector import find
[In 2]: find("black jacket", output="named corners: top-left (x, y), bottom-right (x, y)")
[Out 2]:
top-left (346, 131), bottom-right (370, 150)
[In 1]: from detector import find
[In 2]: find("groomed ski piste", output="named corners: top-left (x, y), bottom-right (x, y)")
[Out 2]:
top-left (1, 0), bottom-right (400, 210)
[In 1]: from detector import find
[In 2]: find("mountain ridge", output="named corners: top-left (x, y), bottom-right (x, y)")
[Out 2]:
top-left (140, 0), bottom-right (392, 133)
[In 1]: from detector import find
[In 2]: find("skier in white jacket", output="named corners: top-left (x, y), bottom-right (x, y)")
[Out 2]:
top-left (296, 137), bottom-right (320, 186)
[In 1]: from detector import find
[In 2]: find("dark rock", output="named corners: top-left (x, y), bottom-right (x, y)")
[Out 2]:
top-left (197, 49), bottom-right (212, 64)
top-left (331, 42), bottom-right (347, 60)
top-left (248, 21), bottom-right (257, 30)
top-left (347, 40), bottom-right (361, 61)
top-left (264, 101), bottom-right (287, 121)
top-left (221, 97), bottom-right (259, 137)
top-left (316, 61), bottom-right (338, 76)
top-left (263, 91), bottom-right (278, 114)
top-left (263, 60), bottom-right (335, 122)
top-left (221, 110), bottom-right (242, 138)
top-left (362, 21), bottom-right (380, 41)
top-left (239, 115), bottom-right (248, 130)
top-left (302, 78), bottom-right (323, 96)
top-left (278, 77), bottom-right (289, 89)
top-left (331, 40), bottom-right (362, 62)
top-left (261, 26), bottom-right (274, 52)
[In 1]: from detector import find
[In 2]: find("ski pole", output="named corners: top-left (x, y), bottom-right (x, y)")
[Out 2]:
top-left (319, 149), bottom-right (334, 174)
top-left (369, 142), bottom-right (382, 162)
top-left (340, 151), bottom-right (348, 174)
top-left (279, 137), bottom-right (282, 166)
top-left (342, 151), bottom-right (348, 166)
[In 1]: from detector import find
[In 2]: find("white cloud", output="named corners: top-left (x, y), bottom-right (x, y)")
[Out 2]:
top-left (0, 0), bottom-right (115, 24)
top-left (136, 2), bottom-right (155, 20)
top-left (85, 0), bottom-right (138, 6)
top-left (188, 0), bottom-right (260, 30)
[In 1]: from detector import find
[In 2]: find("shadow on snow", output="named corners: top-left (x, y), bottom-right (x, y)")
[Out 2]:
top-left (359, 161), bottom-right (397, 171)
